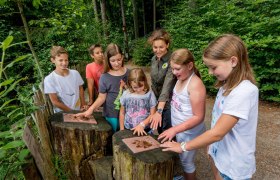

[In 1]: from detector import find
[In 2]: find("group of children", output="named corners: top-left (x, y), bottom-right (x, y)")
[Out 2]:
top-left (44, 30), bottom-right (258, 180)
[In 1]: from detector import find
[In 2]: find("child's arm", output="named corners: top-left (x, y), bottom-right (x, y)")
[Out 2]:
top-left (87, 78), bottom-right (94, 105)
top-left (119, 105), bottom-right (125, 130)
top-left (48, 93), bottom-right (72, 112)
top-left (79, 85), bottom-right (86, 110)
top-left (132, 107), bottom-right (156, 136)
top-left (75, 93), bottom-right (106, 118)
top-left (160, 114), bottom-right (238, 153)
top-left (158, 78), bottom-right (206, 143)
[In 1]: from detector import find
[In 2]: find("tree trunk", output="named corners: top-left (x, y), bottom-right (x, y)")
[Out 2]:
top-left (100, 0), bottom-right (108, 39)
top-left (153, 0), bottom-right (156, 30)
top-left (113, 130), bottom-right (176, 180)
top-left (132, 0), bottom-right (139, 39)
top-left (17, 1), bottom-right (43, 82)
top-left (50, 111), bottom-right (113, 179)
top-left (142, 0), bottom-right (146, 36)
top-left (92, 0), bottom-right (102, 41)
top-left (120, 0), bottom-right (129, 59)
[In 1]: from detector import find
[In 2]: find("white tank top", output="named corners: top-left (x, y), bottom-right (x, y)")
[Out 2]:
top-left (171, 72), bottom-right (205, 134)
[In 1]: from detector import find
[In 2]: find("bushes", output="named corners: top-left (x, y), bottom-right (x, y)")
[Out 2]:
top-left (130, 37), bottom-right (153, 66)
top-left (163, 0), bottom-right (280, 102)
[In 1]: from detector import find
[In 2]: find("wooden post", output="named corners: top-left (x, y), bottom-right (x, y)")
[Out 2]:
top-left (49, 111), bottom-right (113, 179)
top-left (113, 130), bottom-right (176, 180)
top-left (22, 88), bottom-right (57, 180)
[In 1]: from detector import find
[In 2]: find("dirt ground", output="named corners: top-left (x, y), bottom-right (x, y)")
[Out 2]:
top-left (126, 62), bottom-right (280, 180)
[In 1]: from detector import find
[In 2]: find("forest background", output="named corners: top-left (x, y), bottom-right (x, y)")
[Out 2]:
top-left (0, 0), bottom-right (279, 179)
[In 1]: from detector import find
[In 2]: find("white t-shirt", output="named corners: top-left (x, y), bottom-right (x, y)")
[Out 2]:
top-left (44, 69), bottom-right (84, 112)
top-left (208, 80), bottom-right (259, 179)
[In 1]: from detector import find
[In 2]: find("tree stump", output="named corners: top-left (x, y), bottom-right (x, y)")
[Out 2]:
top-left (49, 111), bottom-right (112, 179)
top-left (113, 130), bottom-right (176, 180)
top-left (89, 156), bottom-right (113, 180)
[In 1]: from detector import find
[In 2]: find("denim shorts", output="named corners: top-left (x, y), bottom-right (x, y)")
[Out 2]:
top-left (219, 172), bottom-right (251, 180)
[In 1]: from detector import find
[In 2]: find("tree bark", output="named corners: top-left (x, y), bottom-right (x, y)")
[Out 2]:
top-left (100, 0), bottom-right (108, 39)
top-left (113, 130), bottom-right (176, 180)
top-left (17, 1), bottom-right (43, 82)
top-left (153, 0), bottom-right (156, 30)
top-left (92, 0), bottom-right (101, 41)
top-left (120, 0), bottom-right (129, 59)
top-left (142, 0), bottom-right (146, 36)
top-left (132, 0), bottom-right (139, 38)
top-left (50, 111), bottom-right (113, 179)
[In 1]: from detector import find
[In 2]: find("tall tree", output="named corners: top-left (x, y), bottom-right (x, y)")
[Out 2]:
top-left (100, 0), bottom-right (108, 39)
top-left (142, 0), bottom-right (146, 35)
top-left (92, 0), bottom-right (101, 41)
top-left (120, 0), bottom-right (129, 59)
top-left (153, 0), bottom-right (156, 30)
top-left (17, 0), bottom-right (43, 82)
top-left (132, 0), bottom-right (139, 38)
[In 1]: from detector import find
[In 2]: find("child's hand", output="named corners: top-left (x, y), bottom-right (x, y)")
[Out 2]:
top-left (75, 109), bottom-right (92, 118)
top-left (131, 125), bottom-right (147, 136)
top-left (158, 128), bottom-right (176, 143)
top-left (160, 141), bottom-right (182, 153)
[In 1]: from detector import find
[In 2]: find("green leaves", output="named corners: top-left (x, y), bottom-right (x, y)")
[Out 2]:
top-left (0, 36), bottom-right (13, 51)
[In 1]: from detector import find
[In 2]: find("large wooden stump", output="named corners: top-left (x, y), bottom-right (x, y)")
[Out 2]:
top-left (113, 130), bottom-right (176, 180)
top-left (49, 111), bottom-right (112, 179)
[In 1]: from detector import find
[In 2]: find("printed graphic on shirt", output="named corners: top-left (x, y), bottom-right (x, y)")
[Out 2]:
top-left (171, 92), bottom-right (182, 111)
top-left (124, 98), bottom-right (151, 129)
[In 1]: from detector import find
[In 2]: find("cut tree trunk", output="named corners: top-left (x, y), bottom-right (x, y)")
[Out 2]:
top-left (113, 130), bottom-right (176, 180)
top-left (49, 111), bottom-right (112, 179)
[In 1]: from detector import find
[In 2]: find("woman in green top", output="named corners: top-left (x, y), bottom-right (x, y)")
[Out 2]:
top-left (148, 29), bottom-right (177, 133)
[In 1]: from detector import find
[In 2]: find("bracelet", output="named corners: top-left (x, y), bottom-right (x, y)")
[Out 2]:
top-left (180, 142), bottom-right (187, 152)
top-left (139, 122), bottom-right (145, 128)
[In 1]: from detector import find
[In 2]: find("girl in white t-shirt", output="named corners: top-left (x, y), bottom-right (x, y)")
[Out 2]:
top-left (160, 34), bottom-right (258, 180)
top-left (158, 48), bottom-right (206, 180)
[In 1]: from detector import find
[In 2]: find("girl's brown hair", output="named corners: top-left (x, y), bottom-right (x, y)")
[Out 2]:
top-left (170, 48), bottom-right (201, 78)
top-left (203, 34), bottom-right (256, 96)
top-left (50, 46), bottom-right (68, 59)
top-left (127, 68), bottom-right (150, 93)
top-left (104, 43), bottom-right (124, 73)
top-left (147, 29), bottom-right (171, 46)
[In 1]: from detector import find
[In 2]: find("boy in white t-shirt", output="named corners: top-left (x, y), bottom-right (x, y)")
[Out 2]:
top-left (44, 46), bottom-right (86, 112)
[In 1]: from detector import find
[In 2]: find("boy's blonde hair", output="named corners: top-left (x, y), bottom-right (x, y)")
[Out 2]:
top-left (50, 46), bottom-right (68, 59)
top-left (170, 48), bottom-right (201, 78)
top-left (203, 34), bottom-right (256, 96)
top-left (104, 43), bottom-right (124, 73)
top-left (127, 68), bottom-right (149, 93)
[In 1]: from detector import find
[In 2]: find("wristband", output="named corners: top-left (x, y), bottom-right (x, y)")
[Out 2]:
top-left (180, 142), bottom-right (187, 152)
top-left (140, 122), bottom-right (145, 128)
